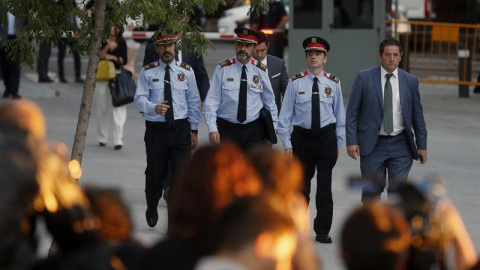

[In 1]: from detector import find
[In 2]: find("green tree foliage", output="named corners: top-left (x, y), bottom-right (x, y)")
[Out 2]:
top-left (1, 0), bottom-right (268, 166)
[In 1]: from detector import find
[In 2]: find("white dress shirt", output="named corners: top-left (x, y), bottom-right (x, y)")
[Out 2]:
top-left (380, 67), bottom-right (405, 136)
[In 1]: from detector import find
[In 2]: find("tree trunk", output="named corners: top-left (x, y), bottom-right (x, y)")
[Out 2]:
top-left (70, 0), bottom-right (107, 165)
top-left (48, 0), bottom-right (107, 257)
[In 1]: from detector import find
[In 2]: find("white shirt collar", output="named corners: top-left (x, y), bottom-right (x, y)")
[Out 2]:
top-left (380, 66), bottom-right (398, 79)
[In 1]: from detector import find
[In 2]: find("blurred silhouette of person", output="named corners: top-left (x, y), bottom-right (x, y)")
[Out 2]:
top-left (246, 145), bottom-right (322, 270)
top-left (57, 0), bottom-right (83, 84)
top-left (195, 196), bottom-right (298, 270)
top-left (96, 25), bottom-right (127, 150)
top-left (141, 143), bottom-right (262, 270)
top-left (341, 201), bottom-right (411, 270)
top-left (0, 126), bottom-right (38, 270)
top-left (1, 12), bottom-right (28, 99)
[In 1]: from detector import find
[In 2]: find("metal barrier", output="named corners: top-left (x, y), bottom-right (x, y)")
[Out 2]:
top-left (388, 20), bottom-right (480, 90)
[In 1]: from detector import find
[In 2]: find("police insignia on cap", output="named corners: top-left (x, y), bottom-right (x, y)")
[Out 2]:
top-left (253, 75), bottom-right (259, 84)
top-left (178, 73), bottom-right (185, 82)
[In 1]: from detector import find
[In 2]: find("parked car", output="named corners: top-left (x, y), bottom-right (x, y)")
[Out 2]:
top-left (217, 0), bottom-right (289, 35)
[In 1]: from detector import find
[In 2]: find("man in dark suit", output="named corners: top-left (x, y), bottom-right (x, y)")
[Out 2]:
top-left (143, 41), bottom-right (210, 104)
top-left (253, 31), bottom-right (288, 113)
top-left (346, 38), bottom-right (427, 202)
top-left (0, 12), bottom-right (27, 99)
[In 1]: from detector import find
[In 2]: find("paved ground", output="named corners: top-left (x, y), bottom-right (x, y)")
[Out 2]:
top-left (1, 41), bottom-right (479, 269)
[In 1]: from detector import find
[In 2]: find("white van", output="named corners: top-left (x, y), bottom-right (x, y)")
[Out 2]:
top-left (397, 0), bottom-right (436, 20)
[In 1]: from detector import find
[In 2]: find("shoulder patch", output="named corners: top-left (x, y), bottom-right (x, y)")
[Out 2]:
top-left (219, 59), bottom-right (233, 68)
top-left (255, 61), bottom-right (267, 72)
top-left (144, 61), bottom-right (158, 71)
top-left (177, 62), bottom-right (191, 71)
top-left (325, 72), bottom-right (340, 83)
top-left (291, 71), bottom-right (308, 82)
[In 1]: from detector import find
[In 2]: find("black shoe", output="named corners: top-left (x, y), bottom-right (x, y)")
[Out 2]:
top-left (75, 77), bottom-right (84, 83)
top-left (315, 234), bottom-right (332, 244)
top-left (146, 208), bottom-right (158, 227)
top-left (11, 94), bottom-right (22, 100)
top-left (3, 92), bottom-right (10, 98)
top-left (59, 77), bottom-right (68, 83)
top-left (39, 77), bottom-right (54, 83)
top-left (474, 87), bottom-right (480, 94)
top-left (99, 142), bottom-right (106, 147)
top-left (114, 145), bottom-right (122, 150)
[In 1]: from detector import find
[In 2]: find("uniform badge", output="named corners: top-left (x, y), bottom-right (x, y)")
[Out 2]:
top-left (152, 78), bottom-right (159, 82)
top-left (227, 78), bottom-right (234, 82)
top-left (323, 87), bottom-right (332, 98)
top-left (298, 91), bottom-right (305, 95)
top-left (253, 75), bottom-right (259, 84)
top-left (177, 73), bottom-right (185, 82)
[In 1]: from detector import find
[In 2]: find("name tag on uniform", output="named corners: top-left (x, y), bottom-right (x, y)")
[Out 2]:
top-left (227, 78), bottom-right (234, 82)
top-left (152, 78), bottom-right (159, 82)
top-left (298, 91), bottom-right (305, 95)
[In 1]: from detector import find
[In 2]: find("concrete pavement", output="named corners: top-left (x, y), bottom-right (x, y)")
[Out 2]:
top-left (1, 42), bottom-right (479, 269)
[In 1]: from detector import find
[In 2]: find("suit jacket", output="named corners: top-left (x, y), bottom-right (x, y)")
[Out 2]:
top-left (266, 54), bottom-right (288, 112)
top-left (345, 66), bottom-right (427, 159)
top-left (143, 42), bottom-right (210, 101)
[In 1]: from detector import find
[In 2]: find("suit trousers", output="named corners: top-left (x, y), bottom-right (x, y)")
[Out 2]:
top-left (95, 81), bottom-right (127, 146)
top-left (58, 38), bottom-right (81, 79)
top-left (143, 120), bottom-right (191, 209)
top-left (291, 124), bottom-right (337, 236)
top-left (360, 131), bottom-right (413, 202)
top-left (37, 42), bottom-right (51, 80)
top-left (0, 39), bottom-right (21, 96)
top-left (217, 118), bottom-right (266, 150)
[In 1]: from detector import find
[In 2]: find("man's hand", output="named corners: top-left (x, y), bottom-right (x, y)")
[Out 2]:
top-left (418, 150), bottom-right (428, 164)
top-left (191, 132), bottom-right (198, 150)
top-left (347, 145), bottom-right (360, 160)
top-left (284, 148), bottom-right (293, 159)
top-left (155, 101), bottom-right (170, 115)
top-left (209, 131), bottom-right (220, 145)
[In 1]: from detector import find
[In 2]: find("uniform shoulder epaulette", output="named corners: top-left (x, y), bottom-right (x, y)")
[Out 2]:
top-left (219, 58), bottom-right (234, 68)
top-left (177, 62), bottom-right (191, 71)
top-left (291, 70), bottom-right (308, 82)
top-left (143, 61), bottom-right (159, 71)
top-left (254, 60), bottom-right (267, 72)
top-left (325, 72), bottom-right (340, 83)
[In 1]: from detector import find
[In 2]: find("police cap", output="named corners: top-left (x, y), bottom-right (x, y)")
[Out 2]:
top-left (234, 27), bottom-right (260, 44)
top-left (302, 36), bottom-right (330, 53)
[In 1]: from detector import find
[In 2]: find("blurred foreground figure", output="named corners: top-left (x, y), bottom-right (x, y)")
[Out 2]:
top-left (341, 199), bottom-right (478, 270)
top-left (195, 196), bottom-right (297, 270)
top-left (246, 146), bottom-right (321, 270)
top-left (0, 127), bottom-right (38, 270)
top-left (141, 143), bottom-right (262, 270)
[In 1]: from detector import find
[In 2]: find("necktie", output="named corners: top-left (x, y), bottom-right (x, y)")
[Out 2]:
top-left (237, 65), bottom-right (247, 123)
top-left (311, 77), bottom-right (320, 135)
top-left (384, 73), bottom-right (394, 135)
top-left (164, 66), bottom-right (174, 123)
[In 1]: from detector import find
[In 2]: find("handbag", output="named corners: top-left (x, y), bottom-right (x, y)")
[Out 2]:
top-left (259, 107), bottom-right (277, 144)
top-left (96, 60), bottom-right (116, 80)
top-left (109, 69), bottom-right (136, 107)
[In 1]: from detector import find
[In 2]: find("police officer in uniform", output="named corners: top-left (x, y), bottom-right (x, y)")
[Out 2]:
top-left (278, 37), bottom-right (345, 244)
top-left (203, 27), bottom-right (278, 149)
top-left (134, 33), bottom-right (201, 227)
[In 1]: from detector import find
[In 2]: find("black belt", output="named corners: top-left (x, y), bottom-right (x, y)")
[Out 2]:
top-left (145, 118), bottom-right (188, 130)
top-left (293, 124), bottom-right (335, 135)
top-left (217, 117), bottom-right (260, 130)
top-left (379, 130), bottom-right (405, 138)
